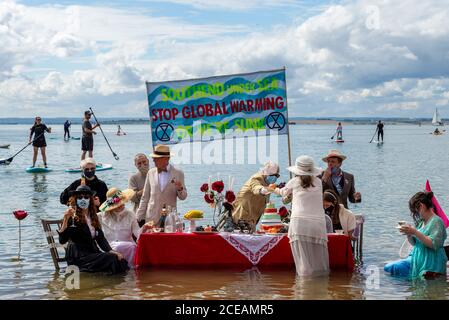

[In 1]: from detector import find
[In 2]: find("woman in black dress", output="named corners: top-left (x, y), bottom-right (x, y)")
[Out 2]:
top-left (58, 185), bottom-right (129, 274)
top-left (29, 116), bottom-right (51, 168)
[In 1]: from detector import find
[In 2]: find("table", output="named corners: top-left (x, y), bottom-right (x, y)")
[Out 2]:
top-left (135, 233), bottom-right (354, 272)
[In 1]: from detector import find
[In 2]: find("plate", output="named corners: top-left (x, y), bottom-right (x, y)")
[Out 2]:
top-left (183, 218), bottom-right (203, 221)
top-left (265, 233), bottom-right (286, 236)
top-left (192, 231), bottom-right (219, 234)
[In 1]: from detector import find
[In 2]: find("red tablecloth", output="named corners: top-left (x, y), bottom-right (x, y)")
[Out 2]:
top-left (135, 233), bottom-right (354, 272)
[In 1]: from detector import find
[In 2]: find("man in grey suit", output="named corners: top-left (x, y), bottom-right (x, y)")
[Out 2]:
top-left (320, 150), bottom-right (361, 209)
top-left (136, 145), bottom-right (187, 226)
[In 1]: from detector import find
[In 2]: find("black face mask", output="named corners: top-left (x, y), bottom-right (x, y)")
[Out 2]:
top-left (83, 170), bottom-right (95, 179)
top-left (325, 205), bottom-right (334, 216)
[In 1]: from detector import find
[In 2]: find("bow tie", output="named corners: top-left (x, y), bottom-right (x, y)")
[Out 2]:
top-left (158, 168), bottom-right (168, 173)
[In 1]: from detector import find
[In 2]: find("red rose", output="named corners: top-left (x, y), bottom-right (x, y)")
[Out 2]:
top-left (211, 181), bottom-right (224, 193)
top-left (225, 190), bottom-right (236, 203)
top-left (204, 193), bottom-right (215, 204)
top-left (278, 206), bottom-right (288, 218)
top-left (200, 183), bottom-right (209, 192)
top-left (13, 210), bottom-right (28, 221)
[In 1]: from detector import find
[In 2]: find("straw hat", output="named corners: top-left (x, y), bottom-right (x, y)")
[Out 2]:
top-left (287, 155), bottom-right (322, 176)
top-left (322, 149), bottom-right (347, 162)
top-left (99, 188), bottom-right (135, 212)
top-left (150, 145), bottom-right (173, 158)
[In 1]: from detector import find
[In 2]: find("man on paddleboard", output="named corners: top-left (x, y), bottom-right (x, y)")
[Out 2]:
top-left (81, 110), bottom-right (100, 160)
top-left (377, 120), bottom-right (384, 142)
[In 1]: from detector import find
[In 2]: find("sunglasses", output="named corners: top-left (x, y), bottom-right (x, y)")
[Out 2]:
top-left (36, 118), bottom-right (42, 121)
top-left (77, 195), bottom-right (90, 200)
top-left (84, 167), bottom-right (96, 172)
top-left (270, 174), bottom-right (280, 178)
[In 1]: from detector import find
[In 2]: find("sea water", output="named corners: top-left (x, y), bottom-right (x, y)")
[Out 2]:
top-left (0, 123), bottom-right (449, 299)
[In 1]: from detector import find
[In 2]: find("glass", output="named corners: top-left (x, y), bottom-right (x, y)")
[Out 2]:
top-left (77, 195), bottom-right (90, 199)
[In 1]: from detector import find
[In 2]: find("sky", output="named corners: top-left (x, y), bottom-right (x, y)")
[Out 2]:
top-left (1, 0), bottom-right (449, 118)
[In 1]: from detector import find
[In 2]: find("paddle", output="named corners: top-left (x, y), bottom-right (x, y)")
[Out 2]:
top-left (0, 132), bottom-right (45, 165)
top-left (369, 128), bottom-right (378, 143)
top-left (89, 107), bottom-right (119, 160)
top-left (330, 129), bottom-right (337, 140)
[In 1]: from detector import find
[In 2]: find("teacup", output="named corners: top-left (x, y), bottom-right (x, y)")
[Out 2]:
top-left (335, 229), bottom-right (344, 235)
top-left (397, 221), bottom-right (407, 227)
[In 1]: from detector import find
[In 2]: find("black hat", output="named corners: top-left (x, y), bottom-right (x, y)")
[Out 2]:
top-left (69, 185), bottom-right (96, 196)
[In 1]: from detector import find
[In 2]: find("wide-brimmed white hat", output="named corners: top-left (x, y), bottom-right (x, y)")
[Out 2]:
top-left (287, 155), bottom-right (322, 176)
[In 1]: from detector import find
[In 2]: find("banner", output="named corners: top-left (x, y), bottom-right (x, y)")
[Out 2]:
top-left (146, 68), bottom-right (288, 145)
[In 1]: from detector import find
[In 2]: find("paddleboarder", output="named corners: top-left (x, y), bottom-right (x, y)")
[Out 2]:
top-left (336, 122), bottom-right (343, 141)
top-left (377, 120), bottom-right (384, 142)
top-left (29, 116), bottom-right (51, 168)
top-left (64, 120), bottom-right (71, 140)
top-left (81, 110), bottom-right (100, 160)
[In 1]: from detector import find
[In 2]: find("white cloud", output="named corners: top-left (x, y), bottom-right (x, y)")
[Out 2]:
top-left (377, 102), bottom-right (419, 111)
top-left (1, 0), bottom-right (449, 117)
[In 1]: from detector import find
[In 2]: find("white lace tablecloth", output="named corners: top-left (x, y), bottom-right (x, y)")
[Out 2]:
top-left (219, 233), bottom-right (285, 265)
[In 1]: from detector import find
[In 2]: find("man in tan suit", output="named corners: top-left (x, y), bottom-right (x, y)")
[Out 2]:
top-left (320, 149), bottom-right (361, 209)
top-left (136, 145), bottom-right (187, 225)
top-left (231, 161), bottom-right (279, 231)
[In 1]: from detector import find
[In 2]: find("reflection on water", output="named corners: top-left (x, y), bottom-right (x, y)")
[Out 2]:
top-left (2, 124), bottom-right (449, 299)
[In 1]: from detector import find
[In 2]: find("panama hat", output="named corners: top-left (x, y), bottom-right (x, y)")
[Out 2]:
top-left (69, 185), bottom-right (96, 196)
top-left (150, 145), bottom-right (173, 158)
top-left (99, 188), bottom-right (135, 212)
top-left (322, 149), bottom-right (347, 162)
top-left (287, 155), bottom-right (322, 176)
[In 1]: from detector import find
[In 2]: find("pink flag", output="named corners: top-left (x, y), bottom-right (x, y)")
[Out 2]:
top-left (425, 180), bottom-right (449, 228)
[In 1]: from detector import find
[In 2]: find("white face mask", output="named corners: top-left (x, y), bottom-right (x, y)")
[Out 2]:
top-left (77, 198), bottom-right (90, 209)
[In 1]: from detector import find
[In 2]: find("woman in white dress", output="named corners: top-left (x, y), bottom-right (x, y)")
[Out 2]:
top-left (98, 188), bottom-right (150, 268)
top-left (272, 155), bottom-right (329, 277)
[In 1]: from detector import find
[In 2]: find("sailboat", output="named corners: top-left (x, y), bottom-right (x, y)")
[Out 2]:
top-left (432, 108), bottom-right (444, 126)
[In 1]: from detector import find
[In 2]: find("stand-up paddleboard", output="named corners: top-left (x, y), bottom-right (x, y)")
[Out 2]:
top-left (335, 139), bottom-right (345, 143)
top-left (0, 144), bottom-right (10, 149)
top-left (70, 137), bottom-right (80, 140)
top-left (372, 140), bottom-right (384, 144)
top-left (65, 163), bottom-right (113, 173)
top-left (26, 166), bottom-right (52, 173)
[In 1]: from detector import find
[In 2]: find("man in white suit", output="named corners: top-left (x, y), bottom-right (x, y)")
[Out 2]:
top-left (136, 145), bottom-right (187, 225)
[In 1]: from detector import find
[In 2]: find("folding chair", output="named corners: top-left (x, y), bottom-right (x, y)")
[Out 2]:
top-left (41, 219), bottom-right (66, 270)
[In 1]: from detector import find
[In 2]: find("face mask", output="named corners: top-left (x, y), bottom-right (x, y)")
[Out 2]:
top-left (83, 169), bottom-right (95, 179)
top-left (331, 167), bottom-right (339, 175)
top-left (265, 175), bottom-right (278, 184)
top-left (325, 205), bottom-right (334, 215)
top-left (138, 164), bottom-right (149, 174)
top-left (77, 198), bottom-right (90, 209)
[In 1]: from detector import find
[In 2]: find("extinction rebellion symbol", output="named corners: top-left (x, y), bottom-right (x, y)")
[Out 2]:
top-left (155, 123), bottom-right (174, 142)
top-left (265, 112), bottom-right (286, 131)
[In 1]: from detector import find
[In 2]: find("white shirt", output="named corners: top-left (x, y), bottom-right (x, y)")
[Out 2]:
top-left (98, 208), bottom-right (141, 243)
top-left (158, 164), bottom-right (171, 192)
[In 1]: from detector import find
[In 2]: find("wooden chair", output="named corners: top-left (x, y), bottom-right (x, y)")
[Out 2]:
top-left (352, 214), bottom-right (364, 264)
top-left (41, 219), bottom-right (66, 270)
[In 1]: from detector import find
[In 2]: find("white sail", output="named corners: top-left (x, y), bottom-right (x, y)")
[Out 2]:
top-left (432, 108), bottom-right (443, 126)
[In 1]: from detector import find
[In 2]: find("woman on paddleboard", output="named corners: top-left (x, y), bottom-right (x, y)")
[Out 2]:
top-left (29, 116), bottom-right (51, 168)
top-left (336, 122), bottom-right (343, 141)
